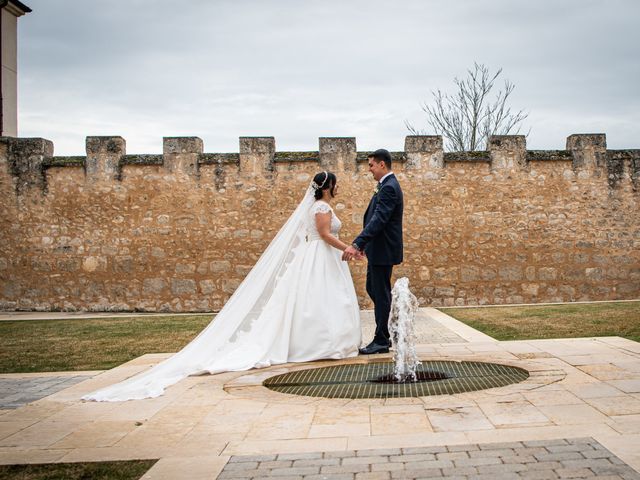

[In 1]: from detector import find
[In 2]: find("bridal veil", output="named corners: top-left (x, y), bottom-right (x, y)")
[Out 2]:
top-left (83, 186), bottom-right (318, 401)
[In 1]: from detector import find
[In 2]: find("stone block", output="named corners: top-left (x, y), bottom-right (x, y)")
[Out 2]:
top-left (170, 278), bottom-right (196, 295)
top-left (270, 466), bottom-right (320, 475)
top-left (454, 456), bottom-right (502, 467)
top-left (163, 136), bottom-right (203, 155)
top-left (239, 136), bottom-right (275, 175)
top-left (489, 135), bottom-right (527, 171)
top-left (436, 451), bottom-right (469, 461)
top-left (113, 255), bottom-right (133, 273)
top-left (31, 258), bottom-right (53, 271)
top-left (342, 455), bottom-right (390, 465)
top-left (210, 260), bottom-right (231, 273)
top-left (521, 283), bottom-right (539, 296)
top-left (499, 265), bottom-right (523, 281)
top-left (435, 286), bottom-right (455, 296)
top-left (3, 137), bottom-right (53, 194)
top-left (228, 455), bottom-right (277, 463)
top-left (222, 462), bottom-right (258, 471)
top-left (418, 266), bottom-right (430, 280)
top-left (222, 278), bottom-right (240, 294)
top-left (481, 268), bottom-right (497, 281)
top-left (461, 265), bottom-right (480, 282)
top-left (322, 464), bottom-right (371, 474)
top-left (585, 267), bottom-right (603, 281)
top-left (319, 137), bottom-right (357, 171)
top-left (538, 267), bottom-right (557, 281)
top-left (291, 458), bottom-right (339, 467)
top-left (86, 136), bottom-right (126, 182)
top-left (307, 474), bottom-right (354, 480)
top-left (175, 263), bottom-right (196, 274)
top-left (56, 258), bottom-right (81, 272)
top-left (476, 462), bottom-right (527, 474)
top-left (198, 279), bottom-right (214, 295)
top-left (324, 451), bottom-right (357, 459)
top-left (258, 460), bottom-right (293, 468)
top-left (433, 267), bottom-right (459, 281)
top-left (196, 261), bottom-right (208, 274)
top-left (393, 467), bottom-right (443, 478)
top-left (404, 135), bottom-right (444, 170)
top-left (217, 470), bottom-right (259, 479)
top-left (617, 282), bottom-right (639, 294)
top-left (567, 133), bottom-right (607, 171)
top-left (163, 136), bottom-right (203, 177)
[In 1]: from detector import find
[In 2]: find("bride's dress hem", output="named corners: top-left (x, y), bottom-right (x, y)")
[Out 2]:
top-left (82, 348), bottom-right (359, 403)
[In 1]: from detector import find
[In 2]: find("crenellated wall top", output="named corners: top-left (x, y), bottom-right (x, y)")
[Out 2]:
top-left (1, 134), bottom-right (639, 194)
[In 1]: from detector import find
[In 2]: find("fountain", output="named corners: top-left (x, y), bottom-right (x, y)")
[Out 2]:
top-left (262, 277), bottom-right (530, 398)
top-left (387, 277), bottom-right (421, 383)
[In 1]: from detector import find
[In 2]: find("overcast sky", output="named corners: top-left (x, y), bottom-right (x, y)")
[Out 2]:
top-left (17, 0), bottom-right (640, 155)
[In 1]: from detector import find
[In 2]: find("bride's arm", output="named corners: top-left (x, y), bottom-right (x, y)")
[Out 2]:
top-left (315, 212), bottom-right (349, 251)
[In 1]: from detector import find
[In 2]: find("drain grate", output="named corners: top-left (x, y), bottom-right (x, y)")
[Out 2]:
top-left (263, 361), bottom-right (529, 398)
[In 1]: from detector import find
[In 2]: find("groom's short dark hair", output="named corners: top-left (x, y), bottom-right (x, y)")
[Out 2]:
top-left (368, 149), bottom-right (392, 169)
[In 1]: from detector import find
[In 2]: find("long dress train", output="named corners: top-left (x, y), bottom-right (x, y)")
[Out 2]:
top-left (83, 188), bottom-right (361, 401)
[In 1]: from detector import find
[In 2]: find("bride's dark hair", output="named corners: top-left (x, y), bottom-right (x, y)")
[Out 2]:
top-left (312, 171), bottom-right (337, 200)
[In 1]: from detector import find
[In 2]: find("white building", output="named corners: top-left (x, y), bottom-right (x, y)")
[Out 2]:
top-left (1, 0), bottom-right (31, 137)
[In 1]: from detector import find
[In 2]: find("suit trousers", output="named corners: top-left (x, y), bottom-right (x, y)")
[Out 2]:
top-left (366, 263), bottom-right (393, 346)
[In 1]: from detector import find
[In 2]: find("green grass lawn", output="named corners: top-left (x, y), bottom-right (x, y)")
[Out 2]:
top-left (0, 315), bottom-right (212, 374)
top-left (1, 301), bottom-right (639, 374)
top-left (0, 460), bottom-right (156, 480)
top-left (440, 301), bottom-right (640, 342)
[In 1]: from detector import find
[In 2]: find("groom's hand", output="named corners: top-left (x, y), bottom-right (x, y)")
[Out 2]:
top-left (342, 245), bottom-right (360, 261)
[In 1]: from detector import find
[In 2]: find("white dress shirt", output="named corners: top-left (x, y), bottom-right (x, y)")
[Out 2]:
top-left (379, 171), bottom-right (394, 185)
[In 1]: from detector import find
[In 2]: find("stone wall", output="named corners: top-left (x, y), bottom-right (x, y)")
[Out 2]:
top-left (0, 133), bottom-right (638, 312)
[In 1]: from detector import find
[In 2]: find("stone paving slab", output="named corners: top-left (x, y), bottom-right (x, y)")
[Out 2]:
top-left (361, 309), bottom-right (468, 345)
top-left (0, 375), bottom-right (95, 409)
top-left (218, 438), bottom-right (640, 480)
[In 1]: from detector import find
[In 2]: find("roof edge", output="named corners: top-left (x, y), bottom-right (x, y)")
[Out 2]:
top-left (2, 0), bottom-right (32, 16)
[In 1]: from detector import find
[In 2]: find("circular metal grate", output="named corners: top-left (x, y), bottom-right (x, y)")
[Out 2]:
top-left (263, 361), bottom-right (529, 399)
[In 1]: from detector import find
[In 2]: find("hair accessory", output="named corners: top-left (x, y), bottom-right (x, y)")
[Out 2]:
top-left (311, 171), bottom-right (329, 190)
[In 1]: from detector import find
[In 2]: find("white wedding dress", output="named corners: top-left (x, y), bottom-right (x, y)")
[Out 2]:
top-left (83, 187), bottom-right (361, 402)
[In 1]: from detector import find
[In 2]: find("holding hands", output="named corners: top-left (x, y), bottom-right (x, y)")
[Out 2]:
top-left (342, 245), bottom-right (366, 262)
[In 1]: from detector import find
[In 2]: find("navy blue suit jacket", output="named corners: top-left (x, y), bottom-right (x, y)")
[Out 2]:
top-left (353, 174), bottom-right (404, 266)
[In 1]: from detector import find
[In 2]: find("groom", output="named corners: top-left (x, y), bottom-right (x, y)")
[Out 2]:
top-left (343, 149), bottom-right (404, 355)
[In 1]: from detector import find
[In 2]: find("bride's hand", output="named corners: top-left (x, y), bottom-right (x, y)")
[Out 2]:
top-left (342, 245), bottom-right (359, 261)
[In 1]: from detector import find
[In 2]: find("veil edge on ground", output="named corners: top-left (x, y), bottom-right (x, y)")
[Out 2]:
top-left (82, 186), bottom-right (317, 402)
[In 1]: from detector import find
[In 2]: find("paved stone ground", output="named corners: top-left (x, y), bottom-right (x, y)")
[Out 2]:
top-left (0, 375), bottom-right (95, 409)
top-left (0, 310), bottom-right (639, 480)
top-left (361, 309), bottom-right (467, 345)
top-left (218, 438), bottom-right (640, 480)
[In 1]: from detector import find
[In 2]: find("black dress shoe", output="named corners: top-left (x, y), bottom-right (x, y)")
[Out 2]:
top-left (358, 342), bottom-right (390, 355)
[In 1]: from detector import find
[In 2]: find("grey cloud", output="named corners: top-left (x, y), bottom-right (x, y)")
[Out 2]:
top-left (17, 0), bottom-right (640, 154)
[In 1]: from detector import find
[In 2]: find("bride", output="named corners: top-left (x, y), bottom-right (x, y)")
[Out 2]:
top-left (83, 171), bottom-right (362, 401)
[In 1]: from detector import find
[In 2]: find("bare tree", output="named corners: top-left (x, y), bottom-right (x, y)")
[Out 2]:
top-left (406, 63), bottom-right (529, 151)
